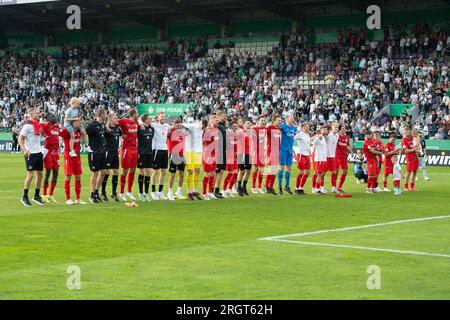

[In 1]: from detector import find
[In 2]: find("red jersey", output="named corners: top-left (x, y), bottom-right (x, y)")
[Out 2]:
top-left (374, 139), bottom-right (384, 164)
top-left (402, 137), bottom-right (417, 161)
top-left (118, 118), bottom-right (138, 150)
top-left (363, 139), bottom-right (378, 162)
top-left (226, 130), bottom-right (238, 163)
top-left (40, 122), bottom-right (60, 150)
top-left (266, 125), bottom-right (281, 158)
top-left (167, 127), bottom-right (185, 156)
top-left (60, 128), bottom-right (80, 157)
top-left (237, 129), bottom-right (251, 155)
top-left (251, 127), bottom-right (266, 152)
top-left (384, 142), bottom-right (396, 166)
top-left (203, 127), bottom-right (219, 159)
top-left (336, 134), bottom-right (350, 159)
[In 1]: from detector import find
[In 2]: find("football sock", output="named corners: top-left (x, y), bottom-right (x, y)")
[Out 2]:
top-left (74, 180), bottom-right (81, 200)
top-left (127, 172), bottom-right (135, 193)
top-left (257, 171), bottom-right (263, 188)
top-left (284, 171), bottom-right (291, 188)
top-left (112, 175), bottom-right (118, 195)
top-left (144, 176), bottom-right (150, 194)
top-left (331, 173), bottom-right (338, 187)
top-left (202, 176), bottom-right (208, 195)
top-left (277, 170), bottom-right (283, 188)
top-left (64, 181), bottom-right (70, 200)
top-left (300, 174), bottom-right (308, 188)
top-left (252, 172), bottom-right (257, 188)
top-left (312, 174), bottom-right (317, 189)
top-left (120, 175), bottom-right (126, 194)
top-left (138, 175), bottom-right (144, 194)
top-left (339, 173), bottom-right (347, 189)
top-left (102, 174), bottom-right (109, 194)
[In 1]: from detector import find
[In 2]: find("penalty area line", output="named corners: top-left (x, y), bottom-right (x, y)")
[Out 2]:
top-left (258, 215), bottom-right (450, 259)
top-left (267, 239), bottom-right (450, 259)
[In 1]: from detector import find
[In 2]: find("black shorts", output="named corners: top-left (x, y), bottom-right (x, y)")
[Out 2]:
top-left (105, 150), bottom-right (119, 170)
top-left (25, 153), bottom-right (44, 171)
top-left (137, 153), bottom-right (153, 169)
top-left (152, 150), bottom-right (168, 170)
top-left (215, 163), bottom-right (226, 173)
top-left (169, 155), bottom-right (186, 173)
top-left (88, 152), bottom-right (106, 172)
top-left (238, 154), bottom-right (252, 171)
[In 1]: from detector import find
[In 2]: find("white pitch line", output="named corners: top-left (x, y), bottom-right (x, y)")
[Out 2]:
top-left (259, 215), bottom-right (450, 241)
top-left (258, 215), bottom-right (450, 258)
top-left (269, 239), bottom-right (450, 258)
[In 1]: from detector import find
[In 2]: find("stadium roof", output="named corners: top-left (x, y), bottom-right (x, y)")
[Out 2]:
top-left (1, 0), bottom-right (450, 35)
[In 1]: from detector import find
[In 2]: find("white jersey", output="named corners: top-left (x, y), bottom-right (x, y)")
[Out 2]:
top-left (326, 132), bottom-right (338, 158)
top-left (184, 122), bottom-right (203, 153)
top-left (152, 122), bottom-right (171, 150)
top-left (20, 124), bottom-right (42, 154)
top-left (312, 136), bottom-right (327, 162)
top-left (294, 131), bottom-right (310, 156)
top-left (393, 162), bottom-right (402, 181)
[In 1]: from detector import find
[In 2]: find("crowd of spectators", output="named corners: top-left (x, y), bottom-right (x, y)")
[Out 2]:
top-left (0, 23), bottom-right (449, 141)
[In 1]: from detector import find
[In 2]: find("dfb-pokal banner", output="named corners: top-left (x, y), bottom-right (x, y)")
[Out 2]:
top-left (136, 104), bottom-right (192, 117)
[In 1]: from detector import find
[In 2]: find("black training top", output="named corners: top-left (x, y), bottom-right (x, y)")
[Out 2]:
top-left (86, 120), bottom-right (106, 153)
top-left (138, 125), bottom-right (155, 155)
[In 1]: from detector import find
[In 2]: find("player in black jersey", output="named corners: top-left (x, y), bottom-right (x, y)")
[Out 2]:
top-left (137, 114), bottom-right (155, 201)
top-left (102, 113), bottom-right (122, 202)
top-left (85, 109), bottom-right (107, 203)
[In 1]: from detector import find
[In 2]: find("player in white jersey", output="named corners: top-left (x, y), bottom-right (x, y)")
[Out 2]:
top-left (151, 112), bottom-right (171, 200)
top-left (19, 107), bottom-right (45, 206)
top-left (326, 122), bottom-right (339, 193)
top-left (183, 119), bottom-right (207, 200)
top-left (392, 154), bottom-right (404, 195)
top-left (294, 122), bottom-right (311, 195)
top-left (311, 125), bottom-right (329, 194)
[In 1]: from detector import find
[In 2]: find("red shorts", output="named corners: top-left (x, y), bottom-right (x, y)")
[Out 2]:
top-left (336, 156), bottom-right (348, 170)
top-left (253, 150), bottom-right (265, 167)
top-left (367, 160), bottom-right (380, 176)
top-left (266, 154), bottom-right (279, 166)
top-left (64, 156), bottom-right (82, 176)
top-left (383, 164), bottom-right (393, 175)
top-left (327, 157), bottom-right (338, 172)
top-left (406, 157), bottom-right (419, 172)
top-left (393, 180), bottom-right (400, 187)
top-left (120, 148), bottom-right (138, 169)
top-left (44, 149), bottom-right (60, 170)
top-left (226, 162), bottom-right (238, 171)
top-left (314, 161), bottom-right (327, 174)
top-left (297, 155), bottom-right (311, 171)
top-left (203, 160), bottom-right (216, 173)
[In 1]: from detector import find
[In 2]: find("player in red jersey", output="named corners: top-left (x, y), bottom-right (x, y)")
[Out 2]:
top-left (202, 115), bottom-right (220, 200)
top-left (373, 131), bottom-right (384, 191)
top-left (222, 120), bottom-right (239, 198)
top-left (118, 108), bottom-right (139, 201)
top-left (167, 119), bottom-right (187, 201)
top-left (250, 116), bottom-right (266, 194)
top-left (236, 119), bottom-right (253, 196)
top-left (40, 113), bottom-right (61, 203)
top-left (60, 119), bottom-right (85, 205)
top-left (382, 133), bottom-right (400, 191)
top-left (401, 127), bottom-right (420, 192)
top-left (362, 131), bottom-right (383, 193)
top-left (336, 125), bottom-right (353, 192)
top-left (265, 114), bottom-right (282, 195)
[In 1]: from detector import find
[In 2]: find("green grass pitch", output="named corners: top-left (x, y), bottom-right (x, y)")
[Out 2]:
top-left (0, 153), bottom-right (449, 300)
